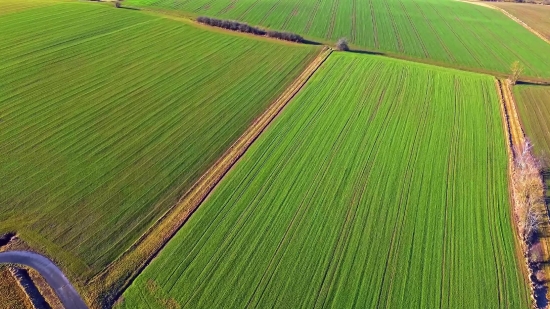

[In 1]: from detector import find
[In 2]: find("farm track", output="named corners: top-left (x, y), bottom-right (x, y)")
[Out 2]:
top-left (258, 0), bottom-right (282, 24)
top-left (411, 0), bottom-right (454, 62)
top-left (326, 0), bottom-right (341, 39)
top-left (118, 53), bottom-right (531, 308)
top-left (368, 0), bottom-right (378, 48)
top-left (396, 0), bottom-right (429, 58)
top-left (304, 0), bottom-right (322, 35)
top-left (237, 0), bottom-right (260, 21)
top-left (217, 0), bottom-right (238, 14)
top-left (425, 2), bottom-right (483, 67)
top-left (449, 7), bottom-right (509, 68)
top-left (281, 5), bottom-right (299, 29)
top-left (471, 2), bottom-right (550, 45)
top-left (350, 0), bottom-right (357, 42)
top-left (496, 78), bottom-right (550, 308)
top-left (90, 48), bottom-right (332, 309)
top-left (380, 0), bottom-right (403, 53)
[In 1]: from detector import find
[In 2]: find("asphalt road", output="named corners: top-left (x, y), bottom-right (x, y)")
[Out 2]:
top-left (0, 251), bottom-right (88, 309)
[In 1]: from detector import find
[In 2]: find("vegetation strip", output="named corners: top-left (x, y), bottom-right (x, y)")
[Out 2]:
top-left (128, 0), bottom-right (550, 78)
top-left (88, 48), bottom-right (332, 309)
top-left (8, 266), bottom-right (51, 309)
top-left (496, 79), bottom-right (550, 308)
top-left (118, 53), bottom-right (530, 309)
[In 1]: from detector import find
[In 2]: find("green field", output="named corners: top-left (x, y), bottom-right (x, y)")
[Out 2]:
top-left (0, 1), bottom-right (317, 278)
top-left (515, 85), bottom-right (550, 161)
top-left (126, 0), bottom-right (550, 78)
top-left (118, 53), bottom-right (530, 308)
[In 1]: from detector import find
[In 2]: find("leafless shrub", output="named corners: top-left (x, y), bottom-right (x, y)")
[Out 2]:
top-left (543, 0), bottom-right (550, 5)
top-left (510, 61), bottom-right (524, 85)
top-left (512, 139), bottom-right (545, 243)
top-left (196, 17), bottom-right (304, 43)
top-left (336, 38), bottom-right (349, 51)
top-left (114, 0), bottom-right (122, 8)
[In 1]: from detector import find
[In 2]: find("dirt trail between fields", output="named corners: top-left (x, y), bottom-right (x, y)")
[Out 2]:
top-left (88, 48), bottom-right (333, 309)
top-left (0, 251), bottom-right (88, 309)
top-left (460, 0), bottom-right (550, 45)
top-left (496, 79), bottom-right (550, 308)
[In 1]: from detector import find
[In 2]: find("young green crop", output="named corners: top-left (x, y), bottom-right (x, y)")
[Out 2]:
top-left (515, 85), bottom-right (550, 161)
top-left (119, 53), bottom-right (530, 308)
top-left (127, 0), bottom-right (550, 78)
top-left (0, 2), bottom-right (318, 278)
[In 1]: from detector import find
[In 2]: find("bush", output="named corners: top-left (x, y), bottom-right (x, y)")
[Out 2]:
top-left (336, 38), bottom-right (349, 51)
top-left (114, 0), bottom-right (121, 7)
top-left (196, 16), bottom-right (303, 43)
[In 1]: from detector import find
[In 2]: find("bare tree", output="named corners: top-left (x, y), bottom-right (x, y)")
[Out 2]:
top-left (512, 139), bottom-right (545, 242)
top-left (510, 61), bottom-right (524, 85)
top-left (336, 38), bottom-right (349, 51)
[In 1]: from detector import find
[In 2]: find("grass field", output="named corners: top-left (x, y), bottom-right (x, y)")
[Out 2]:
top-left (0, 1), bottom-right (318, 279)
top-left (0, 266), bottom-right (33, 309)
top-left (0, 0), bottom-right (59, 16)
top-left (118, 53), bottom-right (530, 309)
top-left (514, 85), bottom-right (550, 161)
top-left (126, 0), bottom-right (550, 78)
top-left (492, 2), bottom-right (550, 41)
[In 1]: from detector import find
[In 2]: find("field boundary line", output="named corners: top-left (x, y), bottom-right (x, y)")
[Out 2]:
top-left (87, 48), bottom-right (332, 309)
top-left (461, 1), bottom-right (550, 45)
top-left (496, 78), bottom-right (550, 308)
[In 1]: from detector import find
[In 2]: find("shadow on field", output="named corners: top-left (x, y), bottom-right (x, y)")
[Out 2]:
top-left (348, 49), bottom-right (385, 56)
top-left (302, 39), bottom-right (323, 46)
top-left (120, 6), bottom-right (141, 10)
top-left (516, 80), bottom-right (550, 86)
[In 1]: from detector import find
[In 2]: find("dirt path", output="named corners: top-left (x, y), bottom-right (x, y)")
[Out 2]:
top-left (0, 251), bottom-right (88, 309)
top-left (496, 79), bottom-right (550, 308)
top-left (88, 48), bottom-right (333, 309)
top-left (460, 0), bottom-right (550, 45)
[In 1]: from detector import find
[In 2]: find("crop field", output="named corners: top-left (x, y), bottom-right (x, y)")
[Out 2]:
top-left (0, 1), bottom-right (317, 278)
top-left (126, 0), bottom-right (550, 78)
top-left (492, 2), bottom-right (550, 41)
top-left (118, 53), bottom-right (530, 308)
top-left (0, 0), bottom-right (59, 16)
top-left (514, 85), bottom-right (550, 161)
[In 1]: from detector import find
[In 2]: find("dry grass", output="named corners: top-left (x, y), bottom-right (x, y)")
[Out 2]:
top-left (27, 268), bottom-right (64, 309)
top-left (0, 266), bottom-right (33, 309)
top-left (511, 140), bottom-right (546, 242)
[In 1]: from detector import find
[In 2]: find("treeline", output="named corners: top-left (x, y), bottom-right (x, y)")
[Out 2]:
top-left (196, 16), bottom-right (304, 43)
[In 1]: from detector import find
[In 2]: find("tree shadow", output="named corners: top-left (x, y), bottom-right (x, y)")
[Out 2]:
top-left (120, 6), bottom-right (141, 10)
top-left (347, 49), bottom-right (385, 56)
top-left (301, 39), bottom-right (322, 46)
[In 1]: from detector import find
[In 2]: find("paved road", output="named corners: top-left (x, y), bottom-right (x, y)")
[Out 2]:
top-left (0, 251), bottom-right (88, 309)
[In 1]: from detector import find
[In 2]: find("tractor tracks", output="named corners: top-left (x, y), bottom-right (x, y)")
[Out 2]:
top-left (91, 48), bottom-right (333, 309)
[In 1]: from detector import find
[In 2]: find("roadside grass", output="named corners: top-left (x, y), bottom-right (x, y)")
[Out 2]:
top-left (0, 266), bottom-right (33, 309)
top-left (0, 0), bottom-right (318, 285)
top-left (118, 53), bottom-right (530, 309)
top-left (126, 0), bottom-right (550, 78)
